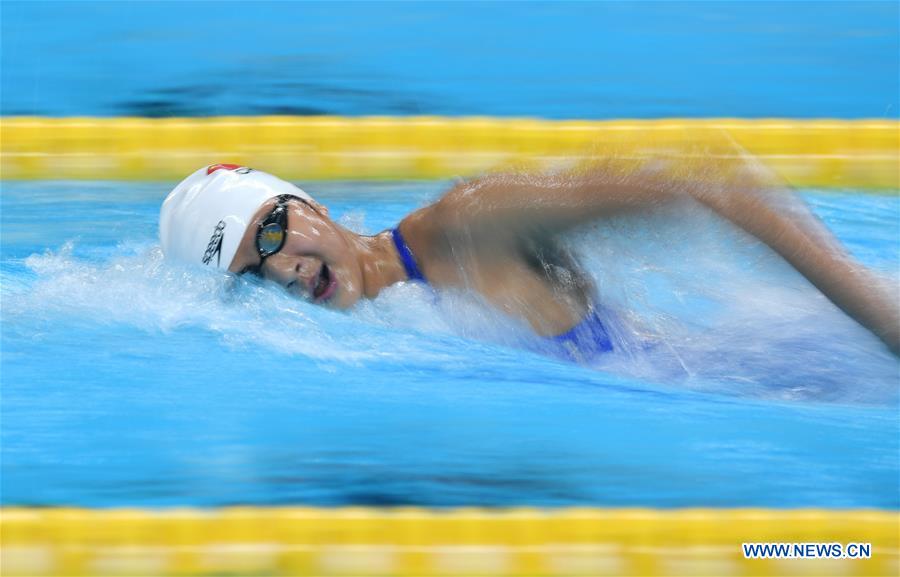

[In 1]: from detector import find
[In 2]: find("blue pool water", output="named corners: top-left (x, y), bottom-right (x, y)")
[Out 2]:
top-left (2, 2), bottom-right (898, 119)
top-left (1, 181), bottom-right (898, 508)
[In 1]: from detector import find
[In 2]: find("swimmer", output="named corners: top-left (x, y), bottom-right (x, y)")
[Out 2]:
top-left (159, 161), bottom-right (900, 359)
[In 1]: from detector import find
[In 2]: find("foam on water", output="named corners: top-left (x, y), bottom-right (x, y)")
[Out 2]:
top-left (2, 181), bottom-right (898, 508)
top-left (5, 195), bottom-right (897, 405)
top-left (570, 204), bottom-right (899, 404)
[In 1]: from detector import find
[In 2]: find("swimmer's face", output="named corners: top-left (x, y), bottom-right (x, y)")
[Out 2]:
top-left (229, 197), bottom-right (363, 309)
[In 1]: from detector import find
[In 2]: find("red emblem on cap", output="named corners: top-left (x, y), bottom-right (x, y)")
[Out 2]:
top-left (207, 163), bottom-right (243, 175)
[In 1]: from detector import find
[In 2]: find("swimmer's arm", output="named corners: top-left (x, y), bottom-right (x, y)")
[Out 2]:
top-left (433, 168), bottom-right (670, 235)
top-left (686, 177), bottom-right (900, 356)
top-left (435, 167), bottom-right (900, 354)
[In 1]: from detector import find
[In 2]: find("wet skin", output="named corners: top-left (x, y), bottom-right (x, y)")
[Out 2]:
top-left (227, 194), bottom-right (594, 336)
top-left (227, 165), bottom-right (900, 352)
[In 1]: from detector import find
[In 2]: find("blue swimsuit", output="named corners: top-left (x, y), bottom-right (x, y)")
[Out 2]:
top-left (391, 227), bottom-right (613, 361)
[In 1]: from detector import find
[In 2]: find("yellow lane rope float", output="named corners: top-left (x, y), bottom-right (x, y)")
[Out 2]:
top-left (1, 507), bottom-right (897, 576)
top-left (1, 117), bottom-right (897, 189)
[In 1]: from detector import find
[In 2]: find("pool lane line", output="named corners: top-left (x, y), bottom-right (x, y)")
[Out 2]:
top-left (1, 117), bottom-right (897, 190)
top-left (2, 507), bottom-right (897, 576)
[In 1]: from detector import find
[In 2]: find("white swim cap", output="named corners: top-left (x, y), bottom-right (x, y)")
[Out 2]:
top-left (159, 164), bottom-right (313, 270)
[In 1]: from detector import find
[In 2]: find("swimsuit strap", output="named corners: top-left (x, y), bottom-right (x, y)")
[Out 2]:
top-left (391, 225), bottom-right (611, 360)
top-left (391, 227), bottom-right (427, 283)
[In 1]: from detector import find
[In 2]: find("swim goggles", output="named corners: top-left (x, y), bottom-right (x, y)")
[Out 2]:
top-left (255, 194), bottom-right (305, 262)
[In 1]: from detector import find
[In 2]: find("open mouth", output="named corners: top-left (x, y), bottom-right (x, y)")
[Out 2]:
top-left (312, 263), bottom-right (337, 302)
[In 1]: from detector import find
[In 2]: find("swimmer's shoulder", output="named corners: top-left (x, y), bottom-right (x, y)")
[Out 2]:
top-left (396, 182), bottom-right (491, 259)
top-left (394, 193), bottom-right (526, 290)
top-left (393, 202), bottom-right (454, 285)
